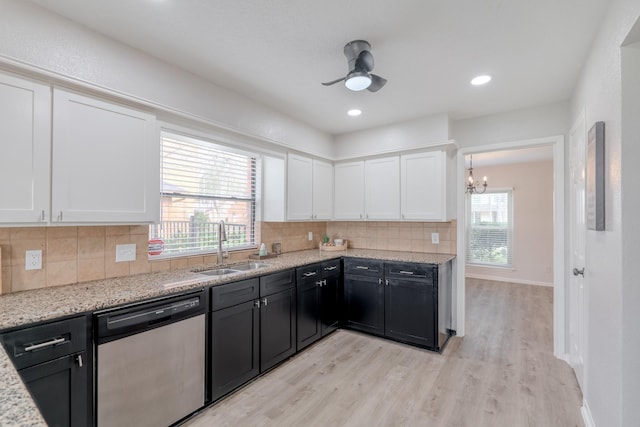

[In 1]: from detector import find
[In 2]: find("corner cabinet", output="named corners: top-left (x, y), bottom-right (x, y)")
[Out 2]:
top-left (401, 151), bottom-right (446, 220)
top-left (364, 157), bottom-right (400, 220)
top-left (333, 161), bottom-right (365, 220)
top-left (0, 72), bottom-right (51, 224)
top-left (286, 154), bottom-right (333, 221)
top-left (51, 88), bottom-right (159, 223)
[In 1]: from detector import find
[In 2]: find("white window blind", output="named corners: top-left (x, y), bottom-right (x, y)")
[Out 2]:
top-left (149, 132), bottom-right (257, 258)
top-left (466, 190), bottom-right (513, 267)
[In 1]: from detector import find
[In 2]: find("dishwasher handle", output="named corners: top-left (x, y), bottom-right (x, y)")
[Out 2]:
top-left (96, 290), bottom-right (207, 341)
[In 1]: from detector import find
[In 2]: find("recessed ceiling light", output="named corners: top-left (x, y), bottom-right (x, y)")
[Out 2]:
top-left (471, 75), bottom-right (492, 86)
top-left (347, 109), bottom-right (362, 116)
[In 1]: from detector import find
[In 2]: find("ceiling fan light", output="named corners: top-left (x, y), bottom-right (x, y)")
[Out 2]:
top-left (345, 72), bottom-right (371, 91)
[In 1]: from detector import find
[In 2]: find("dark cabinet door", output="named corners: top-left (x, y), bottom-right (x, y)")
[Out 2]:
top-left (320, 274), bottom-right (340, 335)
top-left (260, 288), bottom-right (296, 372)
top-left (210, 300), bottom-right (260, 401)
top-left (385, 278), bottom-right (436, 348)
top-left (344, 274), bottom-right (384, 335)
top-left (20, 351), bottom-right (88, 427)
top-left (296, 278), bottom-right (321, 351)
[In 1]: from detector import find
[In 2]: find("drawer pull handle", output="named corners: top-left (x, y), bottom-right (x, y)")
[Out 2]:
top-left (24, 337), bottom-right (66, 352)
top-left (262, 297), bottom-right (268, 306)
top-left (324, 266), bottom-right (337, 271)
top-left (355, 266), bottom-right (369, 270)
top-left (399, 271), bottom-right (414, 275)
top-left (76, 354), bottom-right (83, 368)
top-left (303, 271), bottom-right (318, 277)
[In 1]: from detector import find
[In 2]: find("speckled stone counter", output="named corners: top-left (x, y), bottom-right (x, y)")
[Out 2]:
top-left (0, 248), bottom-right (454, 425)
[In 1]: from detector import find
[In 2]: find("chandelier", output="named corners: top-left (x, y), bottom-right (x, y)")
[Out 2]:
top-left (465, 155), bottom-right (488, 194)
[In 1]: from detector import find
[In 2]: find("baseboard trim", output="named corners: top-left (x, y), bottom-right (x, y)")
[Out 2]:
top-left (465, 273), bottom-right (553, 287)
top-left (581, 398), bottom-right (596, 427)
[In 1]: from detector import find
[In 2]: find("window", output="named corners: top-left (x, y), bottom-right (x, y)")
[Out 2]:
top-left (149, 132), bottom-right (257, 258)
top-left (466, 190), bottom-right (513, 267)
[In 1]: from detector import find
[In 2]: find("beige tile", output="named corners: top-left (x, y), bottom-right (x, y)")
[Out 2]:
top-left (78, 258), bottom-right (105, 282)
top-left (10, 239), bottom-right (46, 266)
top-left (151, 260), bottom-right (171, 272)
top-left (203, 255), bottom-right (217, 265)
top-left (411, 240), bottom-right (425, 253)
top-left (47, 237), bottom-right (78, 263)
top-left (437, 241), bottom-right (453, 254)
top-left (0, 244), bottom-right (11, 266)
top-left (424, 226), bottom-right (438, 239)
top-left (47, 227), bottom-right (78, 239)
top-left (106, 226), bottom-right (130, 236)
top-left (388, 238), bottom-right (409, 251)
top-left (105, 236), bottom-right (133, 263)
top-left (437, 224), bottom-right (452, 241)
top-left (397, 227), bottom-right (413, 240)
top-left (11, 227), bottom-right (46, 240)
top-left (130, 225), bottom-right (149, 236)
top-left (78, 236), bottom-right (105, 260)
top-left (105, 258), bottom-right (129, 278)
top-left (11, 266), bottom-right (47, 292)
top-left (1, 261), bottom-right (11, 295)
top-left (188, 256), bottom-right (205, 267)
top-left (78, 226), bottom-right (106, 238)
top-left (424, 241), bottom-right (438, 253)
top-left (47, 260), bottom-right (77, 287)
top-left (130, 257), bottom-right (151, 275)
top-left (0, 228), bottom-right (11, 242)
top-left (170, 258), bottom-right (189, 270)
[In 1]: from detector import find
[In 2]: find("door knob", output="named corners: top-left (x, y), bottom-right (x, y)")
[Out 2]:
top-left (572, 268), bottom-right (585, 277)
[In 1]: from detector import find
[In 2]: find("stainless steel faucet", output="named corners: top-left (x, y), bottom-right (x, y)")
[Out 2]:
top-left (217, 220), bottom-right (228, 264)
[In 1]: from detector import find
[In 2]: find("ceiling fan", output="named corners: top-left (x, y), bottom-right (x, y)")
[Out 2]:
top-left (322, 40), bottom-right (387, 92)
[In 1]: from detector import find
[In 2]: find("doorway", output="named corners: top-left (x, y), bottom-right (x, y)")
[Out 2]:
top-left (455, 136), bottom-right (566, 358)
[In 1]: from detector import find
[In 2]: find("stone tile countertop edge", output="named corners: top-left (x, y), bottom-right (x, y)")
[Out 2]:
top-left (0, 248), bottom-right (454, 426)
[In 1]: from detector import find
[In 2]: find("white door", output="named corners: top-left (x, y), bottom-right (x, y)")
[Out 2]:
top-left (365, 156), bottom-right (400, 220)
top-left (312, 160), bottom-right (333, 220)
top-left (569, 112), bottom-right (587, 389)
top-left (286, 154), bottom-right (313, 220)
top-left (0, 72), bottom-right (51, 224)
top-left (334, 161), bottom-right (365, 220)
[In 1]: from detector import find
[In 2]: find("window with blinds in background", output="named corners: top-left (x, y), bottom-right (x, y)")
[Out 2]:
top-left (466, 190), bottom-right (513, 267)
top-left (149, 132), bottom-right (257, 258)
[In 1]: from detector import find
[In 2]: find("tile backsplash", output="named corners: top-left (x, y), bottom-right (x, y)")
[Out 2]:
top-left (1, 220), bottom-right (456, 294)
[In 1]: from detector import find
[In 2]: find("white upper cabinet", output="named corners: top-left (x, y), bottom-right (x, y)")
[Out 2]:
top-left (261, 156), bottom-right (286, 222)
top-left (333, 161), bottom-right (365, 220)
top-left (364, 156), bottom-right (401, 220)
top-left (0, 73), bottom-right (51, 224)
top-left (51, 88), bottom-right (159, 223)
top-left (311, 159), bottom-right (333, 220)
top-left (401, 151), bottom-right (446, 221)
top-left (286, 154), bottom-right (333, 220)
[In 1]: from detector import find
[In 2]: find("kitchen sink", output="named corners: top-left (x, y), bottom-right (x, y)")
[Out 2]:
top-left (197, 262), bottom-right (270, 277)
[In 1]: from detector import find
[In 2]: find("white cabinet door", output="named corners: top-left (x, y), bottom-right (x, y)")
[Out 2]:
top-left (0, 73), bottom-right (51, 224)
top-left (51, 88), bottom-right (159, 223)
top-left (286, 153), bottom-right (313, 220)
top-left (262, 156), bottom-right (286, 221)
top-left (365, 157), bottom-right (400, 220)
top-left (401, 151), bottom-right (446, 220)
top-left (334, 161), bottom-right (365, 220)
top-left (312, 159), bottom-right (333, 220)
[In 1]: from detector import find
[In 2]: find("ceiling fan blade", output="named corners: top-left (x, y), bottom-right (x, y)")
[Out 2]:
top-left (321, 77), bottom-right (346, 86)
top-left (367, 74), bottom-right (387, 92)
top-left (354, 50), bottom-right (374, 72)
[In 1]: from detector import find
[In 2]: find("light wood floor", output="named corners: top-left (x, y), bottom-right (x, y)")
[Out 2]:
top-left (184, 279), bottom-right (583, 427)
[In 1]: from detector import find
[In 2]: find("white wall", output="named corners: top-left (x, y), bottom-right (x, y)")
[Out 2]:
top-left (333, 113), bottom-right (451, 159)
top-left (570, 0), bottom-right (640, 426)
top-left (0, 0), bottom-right (334, 158)
top-left (621, 35), bottom-right (640, 427)
top-left (465, 161), bottom-right (554, 286)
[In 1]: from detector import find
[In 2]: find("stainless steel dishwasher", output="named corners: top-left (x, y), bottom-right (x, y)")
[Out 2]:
top-left (95, 289), bottom-right (207, 427)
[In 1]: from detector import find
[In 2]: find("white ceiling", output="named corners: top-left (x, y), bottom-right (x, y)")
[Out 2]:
top-left (30, 0), bottom-right (610, 136)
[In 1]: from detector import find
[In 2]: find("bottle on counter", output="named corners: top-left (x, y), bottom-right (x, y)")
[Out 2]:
top-left (259, 243), bottom-right (267, 256)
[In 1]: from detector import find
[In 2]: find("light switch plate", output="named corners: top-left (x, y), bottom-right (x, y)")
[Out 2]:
top-left (25, 250), bottom-right (42, 270)
top-left (308, 231), bottom-right (313, 241)
top-left (115, 244), bottom-right (136, 262)
top-left (431, 233), bottom-right (440, 244)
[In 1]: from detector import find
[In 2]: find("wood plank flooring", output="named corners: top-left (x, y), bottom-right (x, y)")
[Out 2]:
top-left (184, 279), bottom-right (583, 427)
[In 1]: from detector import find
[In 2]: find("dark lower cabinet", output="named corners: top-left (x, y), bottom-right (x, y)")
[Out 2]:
top-left (385, 277), bottom-right (435, 347)
top-left (260, 286), bottom-right (296, 371)
top-left (320, 260), bottom-right (341, 335)
top-left (210, 299), bottom-right (259, 402)
top-left (344, 276), bottom-right (385, 336)
top-left (0, 315), bottom-right (91, 427)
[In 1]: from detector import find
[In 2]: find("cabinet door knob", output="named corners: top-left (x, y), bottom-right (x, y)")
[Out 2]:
top-left (254, 300), bottom-right (261, 308)
top-left (41, 210), bottom-right (46, 221)
top-left (76, 354), bottom-right (83, 368)
top-left (262, 297), bottom-right (268, 306)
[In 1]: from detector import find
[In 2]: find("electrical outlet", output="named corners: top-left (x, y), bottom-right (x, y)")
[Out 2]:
top-left (431, 233), bottom-right (440, 244)
top-left (115, 244), bottom-right (136, 262)
top-left (308, 231), bottom-right (313, 241)
top-left (25, 250), bottom-right (42, 270)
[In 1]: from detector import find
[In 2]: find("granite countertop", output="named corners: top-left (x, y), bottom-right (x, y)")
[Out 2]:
top-left (0, 248), bottom-right (454, 426)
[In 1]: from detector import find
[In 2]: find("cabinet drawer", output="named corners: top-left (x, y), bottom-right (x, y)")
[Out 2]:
top-left (211, 278), bottom-right (260, 311)
top-left (260, 269), bottom-right (295, 296)
top-left (344, 258), bottom-right (384, 277)
top-left (1, 316), bottom-right (87, 370)
top-left (296, 263), bottom-right (321, 286)
top-left (321, 259), bottom-right (342, 278)
top-left (385, 262), bottom-right (435, 281)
